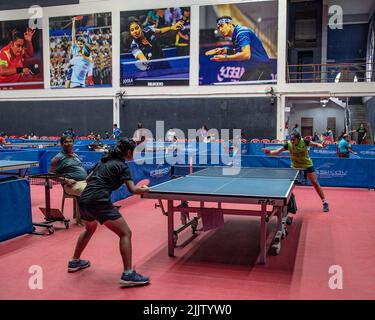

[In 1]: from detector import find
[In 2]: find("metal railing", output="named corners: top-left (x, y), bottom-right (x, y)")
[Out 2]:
top-left (287, 61), bottom-right (375, 83)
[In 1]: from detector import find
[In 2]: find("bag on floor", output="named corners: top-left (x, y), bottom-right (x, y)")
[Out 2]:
top-left (287, 193), bottom-right (298, 214)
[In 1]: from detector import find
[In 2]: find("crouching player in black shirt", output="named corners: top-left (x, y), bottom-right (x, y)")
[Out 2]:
top-left (67, 137), bottom-right (150, 287)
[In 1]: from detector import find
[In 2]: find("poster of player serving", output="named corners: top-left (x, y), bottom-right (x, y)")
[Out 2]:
top-left (199, 1), bottom-right (278, 85)
top-left (49, 12), bottom-right (112, 89)
top-left (120, 7), bottom-right (190, 86)
top-left (0, 19), bottom-right (43, 90)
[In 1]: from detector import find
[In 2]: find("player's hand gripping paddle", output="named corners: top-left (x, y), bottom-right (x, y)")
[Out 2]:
top-left (136, 179), bottom-right (150, 187)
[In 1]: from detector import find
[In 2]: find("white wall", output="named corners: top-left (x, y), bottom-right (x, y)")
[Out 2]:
top-left (289, 102), bottom-right (345, 137)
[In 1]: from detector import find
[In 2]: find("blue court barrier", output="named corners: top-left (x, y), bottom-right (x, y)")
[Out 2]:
top-left (0, 178), bottom-right (33, 242)
top-left (236, 155), bottom-right (372, 188)
top-left (369, 160), bottom-right (375, 189)
top-left (313, 158), bottom-right (370, 187)
top-left (111, 161), bottom-right (172, 203)
top-left (2, 145), bottom-right (375, 189)
top-left (352, 145), bottom-right (375, 158)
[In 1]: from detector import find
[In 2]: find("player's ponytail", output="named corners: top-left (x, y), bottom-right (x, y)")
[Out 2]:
top-left (101, 137), bottom-right (136, 163)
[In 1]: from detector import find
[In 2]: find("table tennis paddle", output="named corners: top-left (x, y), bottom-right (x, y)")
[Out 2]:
top-left (261, 148), bottom-right (271, 154)
top-left (74, 15), bottom-right (84, 21)
top-left (205, 48), bottom-right (221, 56)
top-left (136, 179), bottom-right (150, 187)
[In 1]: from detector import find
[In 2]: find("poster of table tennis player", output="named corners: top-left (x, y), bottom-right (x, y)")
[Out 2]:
top-left (120, 7), bottom-right (190, 86)
top-left (199, 1), bottom-right (278, 85)
top-left (49, 12), bottom-right (112, 89)
top-left (0, 19), bottom-right (43, 90)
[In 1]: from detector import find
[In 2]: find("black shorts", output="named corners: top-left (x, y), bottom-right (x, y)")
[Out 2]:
top-left (80, 206), bottom-right (122, 225)
top-left (302, 166), bottom-right (315, 173)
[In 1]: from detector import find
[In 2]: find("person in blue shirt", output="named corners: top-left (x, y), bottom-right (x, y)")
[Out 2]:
top-left (65, 16), bottom-right (86, 88)
top-left (112, 124), bottom-right (122, 139)
top-left (206, 16), bottom-right (272, 81)
top-left (67, 44), bottom-right (94, 88)
top-left (338, 134), bottom-right (356, 158)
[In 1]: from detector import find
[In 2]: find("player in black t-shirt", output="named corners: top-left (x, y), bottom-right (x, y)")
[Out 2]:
top-left (67, 138), bottom-right (150, 287)
top-left (128, 17), bottom-right (184, 70)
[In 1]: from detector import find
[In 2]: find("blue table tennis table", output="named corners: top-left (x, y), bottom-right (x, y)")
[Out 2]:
top-left (142, 166), bottom-right (298, 264)
top-left (0, 160), bottom-right (39, 177)
top-left (3, 142), bottom-right (58, 149)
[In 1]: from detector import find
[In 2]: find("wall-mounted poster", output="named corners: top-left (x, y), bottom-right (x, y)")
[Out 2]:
top-left (199, 1), bottom-right (278, 85)
top-left (49, 12), bottom-right (112, 89)
top-left (0, 20), bottom-right (43, 90)
top-left (120, 7), bottom-right (190, 86)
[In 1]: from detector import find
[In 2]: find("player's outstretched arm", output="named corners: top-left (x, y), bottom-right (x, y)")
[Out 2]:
top-left (262, 147), bottom-right (285, 156)
top-left (309, 141), bottom-right (325, 148)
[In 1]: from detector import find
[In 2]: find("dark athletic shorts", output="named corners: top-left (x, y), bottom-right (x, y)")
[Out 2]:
top-left (80, 206), bottom-right (122, 225)
top-left (301, 166), bottom-right (315, 173)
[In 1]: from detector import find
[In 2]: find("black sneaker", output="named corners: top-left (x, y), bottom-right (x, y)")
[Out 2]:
top-left (323, 202), bottom-right (329, 213)
top-left (68, 259), bottom-right (90, 272)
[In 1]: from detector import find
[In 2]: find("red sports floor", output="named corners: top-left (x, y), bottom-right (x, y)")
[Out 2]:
top-left (0, 185), bottom-right (375, 300)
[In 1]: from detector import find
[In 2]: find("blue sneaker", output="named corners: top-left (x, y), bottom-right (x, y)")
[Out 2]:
top-left (120, 270), bottom-right (150, 287)
top-left (323, 202), bottom-right (329, 213)
top-left (68, 259), bottom-right (90, 273)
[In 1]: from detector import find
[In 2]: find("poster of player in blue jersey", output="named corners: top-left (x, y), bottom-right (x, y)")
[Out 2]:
top-left (120, 7), bottom-right (190, 86)
top-left (199, 1), bottom-right (278, 85)
top-left (49, 12), bottom-right (112, 89)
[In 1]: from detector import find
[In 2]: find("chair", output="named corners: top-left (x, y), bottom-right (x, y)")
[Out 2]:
top-left (61, 187), bottom-right (81, 225)
top-left (251, 138), bottom-right (260, 143)
top-left (261, 139), bottom-right (270, 143)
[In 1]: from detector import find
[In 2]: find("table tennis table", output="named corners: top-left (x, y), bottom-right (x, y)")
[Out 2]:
top-left (3, 142), bottom-right (58, 149)
top-left (0, 160), bottom-right (39, 177)
top-left (142, 166), bottom-right (298, 264)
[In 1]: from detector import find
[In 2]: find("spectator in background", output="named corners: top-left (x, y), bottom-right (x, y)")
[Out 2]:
top-left (64, 128), bottom-right (76, 139)
top-left (355, 123), bottom-right (367, 145)
top-left (0, 132), bottom-right (9, 147)
top-left (164, 7), bottom-right (182, 25)
top-left (104, 131), bottom-right (111, 139)
top-left (88, 134), bottom-right (106, 152)
top-left (175, 7), bottom-right (190, 56)
top-left (28, 132), bottom-right (37, 139)
top-left (112, 124), bottom-right (122, 139)
top-left (324, 128), bottom-right (334, 142)
top-left (292, 124), bottom-right (299, 135)
top-left (197, 124), bottom-right (209, 142)
top-left (338, 134), bottom-right (356, 158)
top-left (312, 132), bottom-right (320, 142)
top-left (166, 128), bottom-right (177, 142)
top-left (143, 9), bottom-right (160, 27)
top-left (133, 122), bottom-right (147, 144)
top-left (87, 131), bottom-right (96, 140)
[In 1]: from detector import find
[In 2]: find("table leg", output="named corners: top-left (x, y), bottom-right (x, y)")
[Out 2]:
top-left (168, 200), bottom-right (175, 257)
top-left (259, 203), bottom-right (267, 264)
top-left (45, 178), bottom-right (51, 220)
